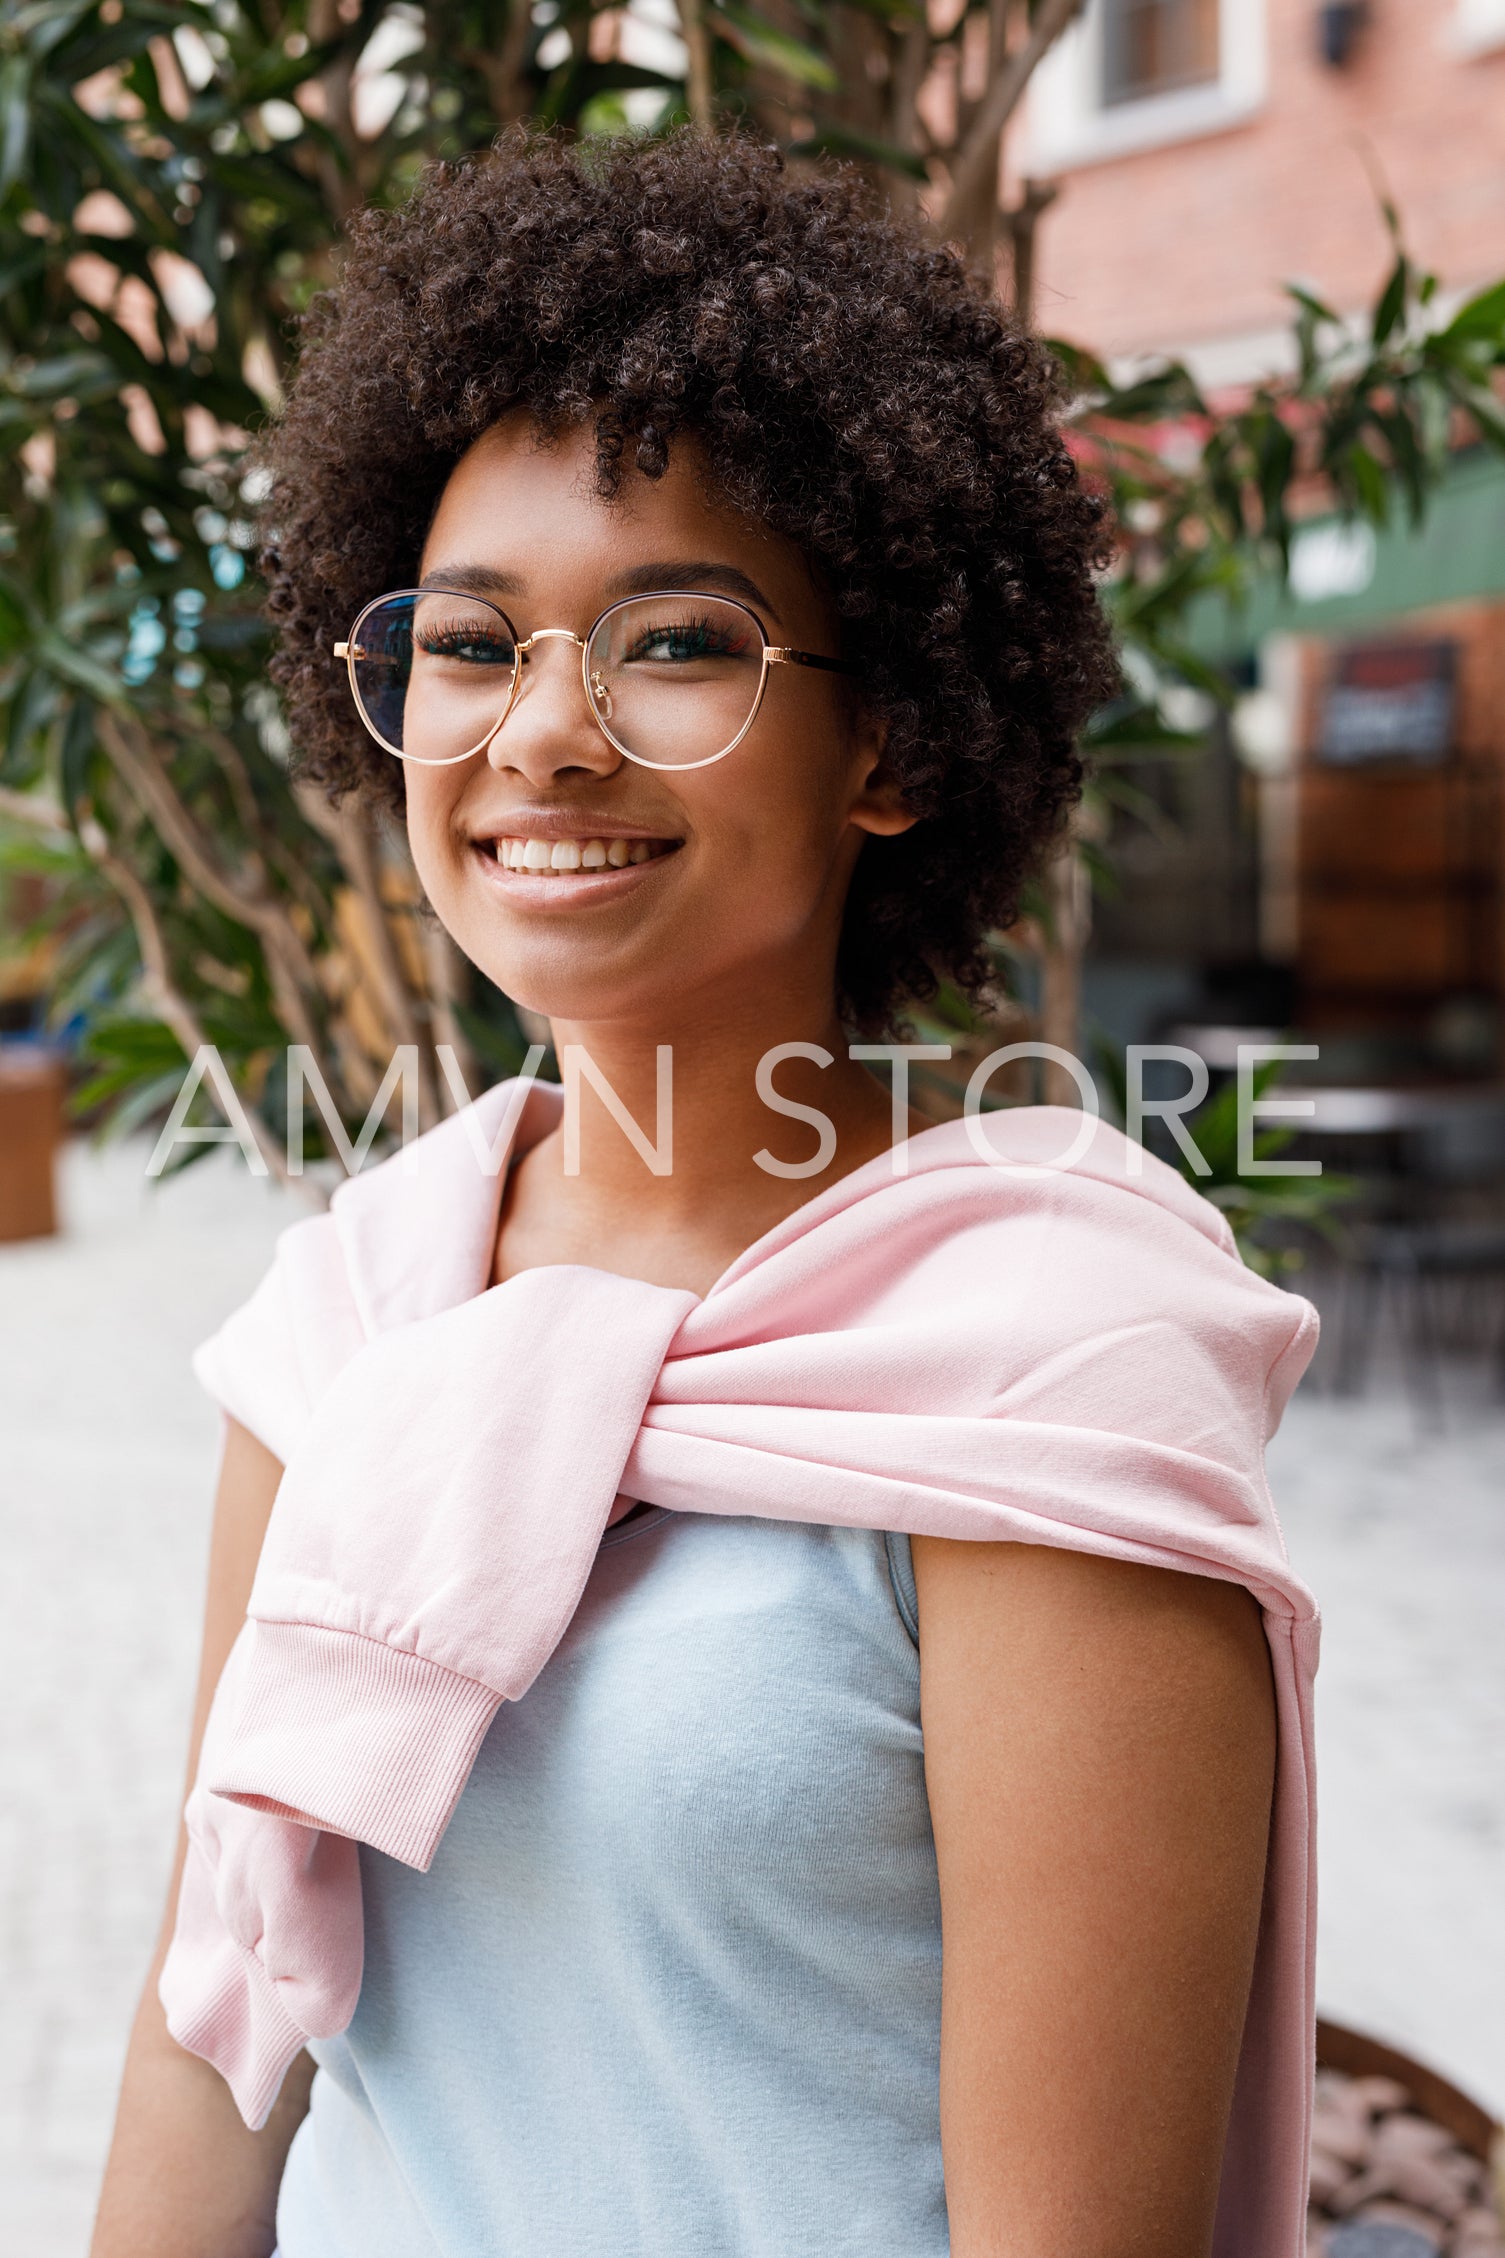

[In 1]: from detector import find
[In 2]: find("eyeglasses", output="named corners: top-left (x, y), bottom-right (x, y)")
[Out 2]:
top-left (334, 587), bottom-right (859, 772)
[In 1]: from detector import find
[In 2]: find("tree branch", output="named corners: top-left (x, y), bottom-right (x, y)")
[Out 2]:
top-left (80, 821), bottom-right (293, 1187)
top-left (888, 18), bottom-right (932, 198)
top-left (0, 786), bottom-right (67, 831)
top-left (1038, 823), bottom-right (1091, 1105)
top-left (294, 785), bottom-right (442, 1129)
top-left (96, 708), bottom-right (337, 1084)
top-left (416, 910), bottom-right (478, 1108)
top-left (937, 0), bottom-right (1081, 247)
top-left (678, 0), bottom-right (716, 130)
top-left (461, 0), bottom-right (535, 126)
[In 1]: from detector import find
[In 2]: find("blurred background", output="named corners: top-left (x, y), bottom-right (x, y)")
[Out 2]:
top-left (2, 0), bottom-right (1504, 2249)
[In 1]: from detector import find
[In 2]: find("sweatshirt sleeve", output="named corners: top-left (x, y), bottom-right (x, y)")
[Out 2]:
top-left (206, 1265), bottom-right (699, 1868)
top-left (191, 1211), bottom-right (367, 1468)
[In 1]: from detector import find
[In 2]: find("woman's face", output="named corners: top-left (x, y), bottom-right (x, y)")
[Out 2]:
top-left (400, 415), bottom-right (912, 1029)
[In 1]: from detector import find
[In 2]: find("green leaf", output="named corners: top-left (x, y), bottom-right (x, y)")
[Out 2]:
top-left (1345, 442), bottom-right (1390, 524)
top-left (2, 667), bottom-right (55, 782)
top-left (0, 243), bottom-right (51, 300)
top-left (58, 697), bottom-right (100, 815)
top-left (710, 3), bottom-right (839, 88)
top-left (1284, 282), bottom-right (1340, 326)
top-left (1371, 251), bottom-right (1410, 346)
top-left (36, 633), bottom-right (126, 703)
top-left (1452, 383), bottom-right (1505, 453)
top-left (833, 0), bottom-right (924, 21)
top-left (1045, 336), bottom-right (1112, 397)
top-left (1093, 361), bottom-right (1207, 424)
top-left (1440, 277), bottom-right (1505, 348)
top-left (0, 55), bottom-right (33, 195)
top-left (786, 121), bottom-right (929, 181)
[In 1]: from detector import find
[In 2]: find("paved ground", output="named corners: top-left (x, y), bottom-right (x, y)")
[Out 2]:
top-left (3, 1138), bottom-right (1503, 2252)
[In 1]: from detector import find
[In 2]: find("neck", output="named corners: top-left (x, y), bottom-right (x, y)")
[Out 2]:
top-left (504, 968), bottom-right (915, 1287)
top-left (549, 1000), bottom-right (890, 1207)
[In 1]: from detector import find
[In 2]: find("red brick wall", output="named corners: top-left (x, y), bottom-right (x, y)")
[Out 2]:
top-left (1029, 0), bottom-right (1505, 360)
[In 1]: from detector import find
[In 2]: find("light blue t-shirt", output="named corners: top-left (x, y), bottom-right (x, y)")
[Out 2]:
top-left (275, 1510), bottom-right (947, 2258)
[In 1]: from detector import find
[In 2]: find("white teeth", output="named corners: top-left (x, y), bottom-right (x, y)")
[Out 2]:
top-left (493, 834), bottom-right (670, 873)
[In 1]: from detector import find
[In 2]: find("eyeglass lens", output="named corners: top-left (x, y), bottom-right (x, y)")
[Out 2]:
top-left (348, 591), bottom-right (768, 769)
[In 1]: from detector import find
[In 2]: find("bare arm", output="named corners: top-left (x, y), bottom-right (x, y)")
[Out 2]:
top-left (911, 1538), bottom-right (1277, 2258)
top-left (91, 1417), bottom-right (315, 2258)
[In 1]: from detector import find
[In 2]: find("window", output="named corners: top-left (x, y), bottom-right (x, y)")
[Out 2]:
top-left (1102, 0), bottom-right (1220, 107)
top-left (1026, 0), bottom-right (1265, 169)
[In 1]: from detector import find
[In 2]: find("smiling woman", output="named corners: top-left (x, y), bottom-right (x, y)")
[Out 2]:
top-left (90, 128), bottom-right (1318, 2258)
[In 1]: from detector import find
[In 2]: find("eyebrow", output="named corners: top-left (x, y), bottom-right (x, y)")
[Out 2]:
top-left (608, 561), bottom-right (781, 621)
top-left (420, 564), bottom-right (527, 601)
top-left (419, 558), bottom-right (782, 623)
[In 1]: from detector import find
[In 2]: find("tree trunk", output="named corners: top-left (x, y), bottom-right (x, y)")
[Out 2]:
top-left (1038, 825), bottom-right (1092, 1103)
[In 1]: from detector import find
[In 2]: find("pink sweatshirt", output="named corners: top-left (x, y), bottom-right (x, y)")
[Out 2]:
top-left (162, 1077), bottom-right (1319, 2257)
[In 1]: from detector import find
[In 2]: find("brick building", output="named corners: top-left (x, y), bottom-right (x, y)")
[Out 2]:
top-left (1022, 0), bottom-right (1505, 1087)
top-left (1026, 0), bottom-right (1505, 375)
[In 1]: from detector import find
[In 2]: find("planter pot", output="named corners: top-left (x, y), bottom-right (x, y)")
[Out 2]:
top-left (0, 1050), bottom-right (65, 1243)
top-left (1312, 2017), bottom-right (1504, 2256)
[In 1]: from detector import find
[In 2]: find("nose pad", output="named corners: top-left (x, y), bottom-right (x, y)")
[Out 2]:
top-left (589, 668), bottom-right (614, 721)
top-left (483, 640), bottom-right (619, 779)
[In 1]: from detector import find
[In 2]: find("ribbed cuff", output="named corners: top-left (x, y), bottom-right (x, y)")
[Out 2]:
top-left (159, 1838), bottom-right (315, 2132)
top-left (208, 1619), bottom-right (502, 1871)
top-left (162, 1925), bottom-right (308, 2133)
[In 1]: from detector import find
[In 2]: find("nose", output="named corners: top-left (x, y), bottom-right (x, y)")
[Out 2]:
top-left (484, 632), bottom-right (621, 784)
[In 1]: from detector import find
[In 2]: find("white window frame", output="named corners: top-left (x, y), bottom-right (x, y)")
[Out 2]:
top-left (1452, 0), bottom-right (1505, 57)
top-left (1025, 0), bottom-right (1267, 171)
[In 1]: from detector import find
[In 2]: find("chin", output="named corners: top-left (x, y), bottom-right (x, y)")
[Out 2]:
top-left (451, 930), bottom-right (658, 1028)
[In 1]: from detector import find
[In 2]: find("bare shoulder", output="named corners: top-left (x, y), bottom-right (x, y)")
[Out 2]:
top-left (911, 1536), bottom-right (1277, 2258)
top-left (910, 1534), bottom-right (1274, 1694)
top-left (910, 1534), bottom-right (1275, 1856)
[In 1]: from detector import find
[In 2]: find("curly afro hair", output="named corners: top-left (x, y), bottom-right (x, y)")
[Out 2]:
top-left (262, 128), bottom-right (1117, 1035)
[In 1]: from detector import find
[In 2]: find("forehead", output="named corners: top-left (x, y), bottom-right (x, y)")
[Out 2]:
top-left (421, 414), bottom-right (829, 627)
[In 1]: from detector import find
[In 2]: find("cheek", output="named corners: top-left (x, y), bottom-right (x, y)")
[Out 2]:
top-left (679, 723), bottom-right (861, 928)
top-left (402, 777), bottom-right (470, 915)
top-left (737, 706), bottom-right (860, 858)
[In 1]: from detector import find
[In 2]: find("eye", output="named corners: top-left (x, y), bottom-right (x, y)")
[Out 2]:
top-left (622, 613), bottom-right (751, 664)
top-left (414, 618), bottom-right (517, 665)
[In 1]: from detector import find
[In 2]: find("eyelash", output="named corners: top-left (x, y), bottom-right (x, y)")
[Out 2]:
top-left (411, 608), bottom-right (754, 664)
top-left (415, 621), bottom-right (516, 660)
top-left (621, 613), bottom-right (749, 661)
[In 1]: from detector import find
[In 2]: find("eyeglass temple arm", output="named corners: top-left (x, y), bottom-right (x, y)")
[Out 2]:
top-left (331, 634), bottom-right (856, 674)
top-left (766, 648), bottom-right (861, 676)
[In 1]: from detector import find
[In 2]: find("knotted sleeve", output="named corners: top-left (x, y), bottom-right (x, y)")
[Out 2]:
top-left (166, 1245), bottom-right (695, 2124)
top-left (208, 1266), bottom-right (699, 1867)
top-left (190, 1209), bottom-right (369, 1467)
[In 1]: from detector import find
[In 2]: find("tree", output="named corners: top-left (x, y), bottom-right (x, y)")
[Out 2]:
top-left (3, 0), bottom-right (1504, 1178)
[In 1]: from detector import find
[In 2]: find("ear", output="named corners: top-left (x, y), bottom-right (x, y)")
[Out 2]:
top-left (847, 726), bottom-right (920, 839)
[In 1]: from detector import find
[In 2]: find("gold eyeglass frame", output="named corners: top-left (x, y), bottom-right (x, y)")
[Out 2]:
top-left (334, 587), bottom-right (859, 773)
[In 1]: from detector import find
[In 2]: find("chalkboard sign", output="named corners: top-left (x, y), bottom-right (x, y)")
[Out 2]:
top-left (1319, 639), bottom-right (1458, 766)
